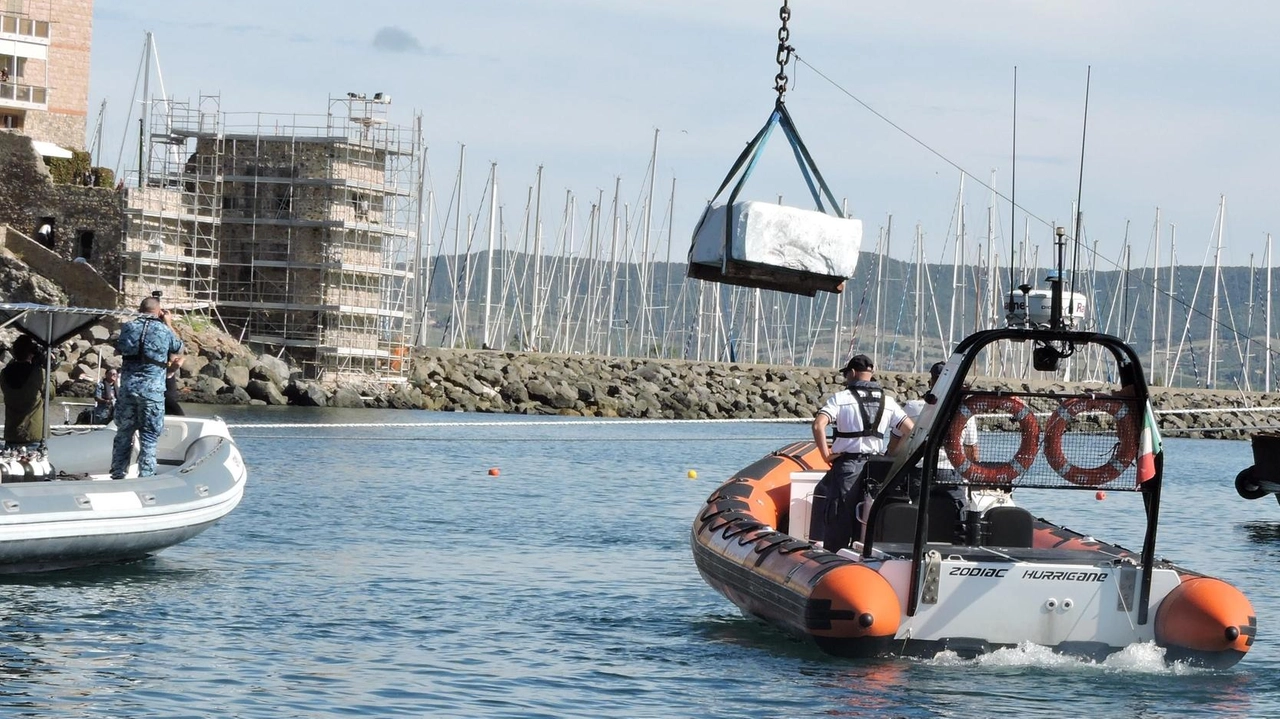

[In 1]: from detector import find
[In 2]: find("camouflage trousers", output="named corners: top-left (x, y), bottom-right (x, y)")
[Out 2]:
top-left (110, 393), bottom-right (165, 479)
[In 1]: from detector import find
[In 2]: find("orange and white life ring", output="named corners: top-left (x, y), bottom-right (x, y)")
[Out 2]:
top-left (943, 395), bottom-right (1040, 486)
top-left (1042, 397), bottom-right (1138, 487)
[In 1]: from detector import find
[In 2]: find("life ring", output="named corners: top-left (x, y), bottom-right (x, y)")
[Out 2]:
top-left (943, 395), bottom-right (1040, 486)
top-left (1042, 397), bottom-right (1138, 487)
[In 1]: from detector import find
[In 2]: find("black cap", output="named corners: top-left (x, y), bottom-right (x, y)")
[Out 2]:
top-left (842, 354), bottom-right (874, 374)
top-left (929, 361), bottom-right (946, 379)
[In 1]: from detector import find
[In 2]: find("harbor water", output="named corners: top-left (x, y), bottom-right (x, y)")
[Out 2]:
top-left (0, 405), bottom-right (1275, 718)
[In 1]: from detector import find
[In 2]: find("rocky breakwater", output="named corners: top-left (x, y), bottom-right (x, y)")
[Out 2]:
top-left (31, 327), bottom-right (1280, 440)
top-left (408, 348), bottom-right (935, 419)
top-left (407, 348), bottom-right (1280, 439)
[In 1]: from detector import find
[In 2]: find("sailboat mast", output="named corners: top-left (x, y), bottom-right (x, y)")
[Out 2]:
top-left (948, 173), bottom-right (964, 349)
top-left (914, 224), bottom-right (924, 369)
top-left (638, 129), bottom-right (659, 357)
top-left (1150, 209), bottom-right (1160, 381)
top-left (1165, 223), bottom-right (1177, 385)
top-left (448, 145), bottom-right (466, 348)
top-left (1208, 196), bottom-right (1225, 388)
top-left (532, 165), bottom-right (544, 350)
top-left (482, 163), bottom-right (498, 349)
top-left (607, 178), bottom-right (621, 356)
top-left (1268, 233), bottom-right (1274, 393)
top-left (874, 216), bottom-right (891, 364)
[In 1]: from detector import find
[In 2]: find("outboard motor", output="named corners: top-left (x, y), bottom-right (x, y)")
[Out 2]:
top-left (1237, 433), bottom-right (1280, 504)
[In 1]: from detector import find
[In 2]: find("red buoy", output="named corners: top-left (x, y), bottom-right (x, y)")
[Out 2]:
top-left (488, 467), bottom-right (500, 477)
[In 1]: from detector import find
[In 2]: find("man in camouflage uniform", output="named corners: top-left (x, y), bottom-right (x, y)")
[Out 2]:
top-left (111, 296), bottom-right (183, 479)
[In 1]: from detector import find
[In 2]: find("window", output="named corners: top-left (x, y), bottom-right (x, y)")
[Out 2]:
top-left (351, 192), bottom-right (369, 221)
top-left (77, 230), bottom-right (94, 260)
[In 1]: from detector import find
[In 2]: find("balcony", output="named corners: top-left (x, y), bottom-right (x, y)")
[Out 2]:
top-left (0, 80), bottom-right (45, 110)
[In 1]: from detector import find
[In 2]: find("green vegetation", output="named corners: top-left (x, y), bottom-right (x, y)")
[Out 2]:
top-left (44, 150), bottom-right (115, 188)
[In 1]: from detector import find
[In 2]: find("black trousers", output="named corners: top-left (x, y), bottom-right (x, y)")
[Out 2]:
top-left (810, 454), bottom-right (872, 552)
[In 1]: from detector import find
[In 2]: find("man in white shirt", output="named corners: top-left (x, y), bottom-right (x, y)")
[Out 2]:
top-left (810, 354), bottom-right (913, 551)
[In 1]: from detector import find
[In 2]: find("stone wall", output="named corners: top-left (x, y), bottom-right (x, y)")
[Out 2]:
top-left (0, 131), bottom-right (126, 294)
top-left (0, 225), bottom-right (120, 307)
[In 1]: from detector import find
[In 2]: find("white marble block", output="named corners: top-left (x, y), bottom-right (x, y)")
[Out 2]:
top-left (690, 201), bottom-right (862, 278)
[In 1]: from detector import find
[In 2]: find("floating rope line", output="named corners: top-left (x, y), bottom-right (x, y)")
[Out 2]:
top-left (223, 417), bottom-right (810, 430)
top-left (220, 405), bottom-right (1280, 431)
top-left (231, 435), bottom-right (801, 442)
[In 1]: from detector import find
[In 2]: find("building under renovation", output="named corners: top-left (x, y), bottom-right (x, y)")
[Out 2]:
top-left (121, 94), bottom-right (420, 382)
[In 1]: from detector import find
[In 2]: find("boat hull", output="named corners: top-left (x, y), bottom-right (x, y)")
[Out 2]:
top-left (0, 417), bottom-right (247, 572)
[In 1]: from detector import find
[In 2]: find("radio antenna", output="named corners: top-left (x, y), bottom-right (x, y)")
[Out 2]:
top-left (1070, 66), bottom-right (1092, 299)
top-left (1009, 66), bottom-right (1018, 304)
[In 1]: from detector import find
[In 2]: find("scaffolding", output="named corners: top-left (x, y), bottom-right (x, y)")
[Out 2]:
top-left (121, 94), bottom-right (223, 307)
top-left (121, 93), bottom-right (421, 383)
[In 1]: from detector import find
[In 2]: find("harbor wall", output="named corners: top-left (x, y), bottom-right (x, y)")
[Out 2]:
top-left (36, 332), bottom-right (1280, 440)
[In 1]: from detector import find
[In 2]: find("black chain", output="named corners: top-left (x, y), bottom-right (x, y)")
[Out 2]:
top-left (774, 1), bottom-right (794, 103)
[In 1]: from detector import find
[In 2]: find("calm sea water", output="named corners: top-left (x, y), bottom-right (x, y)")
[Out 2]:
top-left (0, 405), bottom-right (1274, 718)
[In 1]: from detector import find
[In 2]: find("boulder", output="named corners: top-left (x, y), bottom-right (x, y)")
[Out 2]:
top-left (330, 386), bottom-right (365, 408)
top-left (254, 354), bottom-right (291, 385)
top-left (246, 378), bottom-right (288, 406)
top-left (285, 380), bottom-right (328, 407)
top-left (223, 365), bottom-right (251, 390)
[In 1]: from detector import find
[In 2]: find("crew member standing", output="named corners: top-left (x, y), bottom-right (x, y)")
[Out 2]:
top-left (810, 354), bottom-right (913, 552)
top-left (111, 297), bottom-right (183, 479)
top-left (1, 335), bottom-right (52, 449)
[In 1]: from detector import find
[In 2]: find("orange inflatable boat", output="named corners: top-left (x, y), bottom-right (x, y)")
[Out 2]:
top-left (692, 328), bottom-right (1256, 668)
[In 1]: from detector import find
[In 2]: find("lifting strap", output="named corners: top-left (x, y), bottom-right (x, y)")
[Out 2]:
top-left (688, 101), bottom-right (848, 296)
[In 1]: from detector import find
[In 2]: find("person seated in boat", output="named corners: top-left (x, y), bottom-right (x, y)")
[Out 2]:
top-left (92, 367), bottom-right (120, 424)
top-left (164, 355), bottom-right (185, 416)
top-left (904, 361), bottom-right (1013, 515)
top-left (810, 354), bottom-right (913, 552)
top-left (1, 335), bottom-right (53, 450)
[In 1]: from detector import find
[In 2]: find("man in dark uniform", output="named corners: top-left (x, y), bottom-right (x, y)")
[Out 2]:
top-left (810, 354), bottom-right (913, 552)
top-left (111, 296), bottom-right (183, 479)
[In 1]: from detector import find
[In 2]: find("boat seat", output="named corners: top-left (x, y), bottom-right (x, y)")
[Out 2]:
top-left (927, 489), bottom-right (963, 544)
top-left (984, 506), bottom-right (1034, 548)
top-left (871, 501), bottom-right (917, 544)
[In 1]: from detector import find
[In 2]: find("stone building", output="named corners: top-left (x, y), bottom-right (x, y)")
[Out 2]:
top-left (0, 0), bottom-right (93, 151)
top-left (121, 95), bottom-right (420, 382)
top-left (0, 131), bottom-right (125, 293)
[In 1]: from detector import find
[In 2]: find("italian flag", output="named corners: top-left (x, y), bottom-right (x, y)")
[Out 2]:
top-left (1137, 400), bottom-right (1162, 483)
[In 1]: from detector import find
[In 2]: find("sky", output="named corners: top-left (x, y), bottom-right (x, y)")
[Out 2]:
top-left (88, 1), bottom-right (1280, 272)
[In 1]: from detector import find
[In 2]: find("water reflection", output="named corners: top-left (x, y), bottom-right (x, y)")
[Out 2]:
top-left (1240, 521), bottom-right (1280, 545)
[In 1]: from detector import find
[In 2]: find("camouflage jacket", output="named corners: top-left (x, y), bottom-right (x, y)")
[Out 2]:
top-left (116, 316), bottom-right (183, 399)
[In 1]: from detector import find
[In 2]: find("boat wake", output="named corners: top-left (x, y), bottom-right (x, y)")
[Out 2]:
top-left (923, 641), bottom-right (1207, 675)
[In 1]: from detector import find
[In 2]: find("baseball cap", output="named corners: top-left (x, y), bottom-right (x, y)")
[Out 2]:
top-left (841, 354), bottom-right (874, 374)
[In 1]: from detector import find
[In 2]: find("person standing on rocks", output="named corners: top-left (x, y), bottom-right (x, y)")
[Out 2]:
top-left (111, 296), bottom-right (183, 479)
top-left (1, 335), bottom-right (52, 450)
top-left (810, 354), bottom-right (912, 552)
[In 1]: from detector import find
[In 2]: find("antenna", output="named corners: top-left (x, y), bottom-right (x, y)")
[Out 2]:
top-left (1070, 66), bottom-right (1092, 301)
top-left (1009, 66), bottom-right (1017, 312)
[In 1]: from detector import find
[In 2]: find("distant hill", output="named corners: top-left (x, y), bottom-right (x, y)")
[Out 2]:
top-left (420, 249), bottom-right (1280, 390)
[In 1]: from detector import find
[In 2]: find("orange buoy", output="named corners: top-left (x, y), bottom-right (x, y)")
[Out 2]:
top-left (1096, 491), bottom-right (1106, 501)
top-left (488, 467), bottom-right (500, 476)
